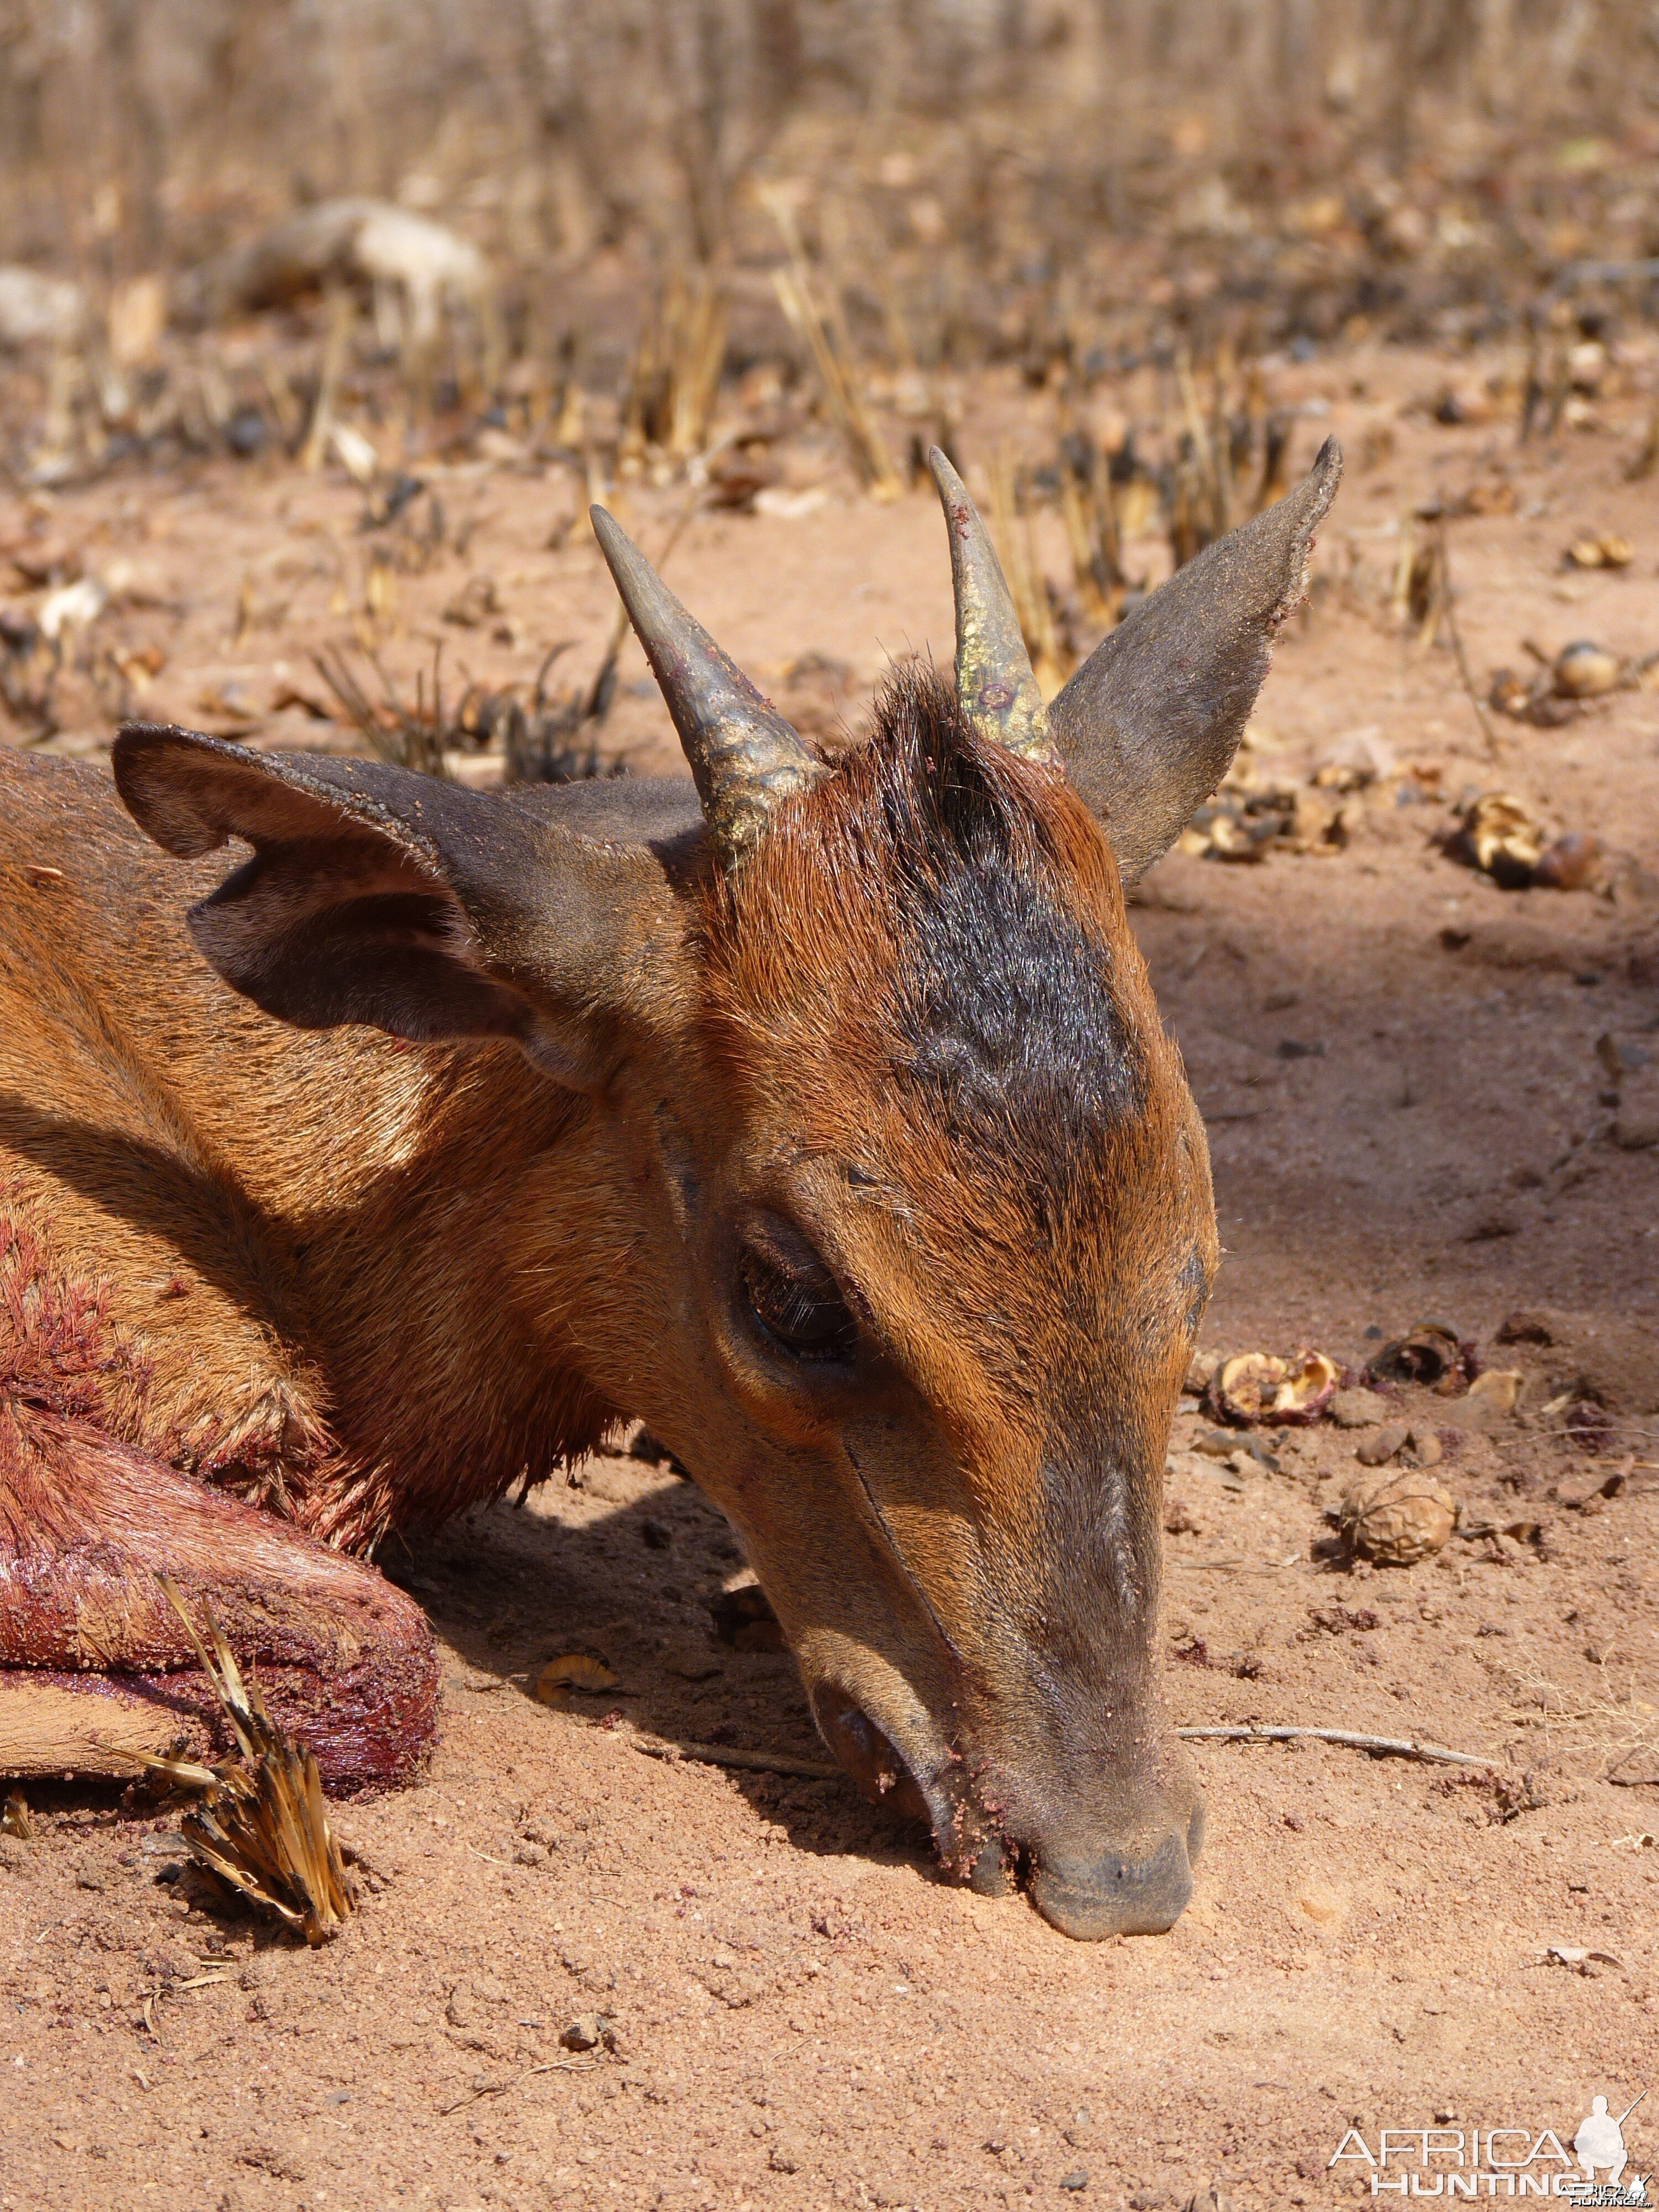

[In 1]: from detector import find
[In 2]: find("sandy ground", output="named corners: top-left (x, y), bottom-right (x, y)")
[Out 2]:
top-left (2, 341), bottom-right (1658, 2211)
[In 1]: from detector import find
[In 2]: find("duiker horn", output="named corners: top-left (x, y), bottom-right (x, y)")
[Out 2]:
top-left (926, 448), bottom-right (1058, 766)
top-left (591, 507), bottom-right (823, 864)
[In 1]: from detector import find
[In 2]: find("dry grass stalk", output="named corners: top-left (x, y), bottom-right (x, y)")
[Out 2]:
top-left (1060, 466), bottom-right (1110, 625)
top-left (1177, 1724), bottom-right (1488, 1766)
top-left (1432, 518), bottom-right (1500, 753)
top-left (300, 287), bottom-right (355, 473)
top-left (1507, 1667), bottom-right (1659, 1787)
top-left (620, 270), bottom-right (731, 465)
top-left (495, 635), bottom-right (626, 785)
top-left (1056, 412), bottom-right (1129, 629)
top-left (633, 1736), bottom-right (841, 1780)
top-left (137, 1575), bottom-right (352, 1945)
top-left (1626, 399), bottom-right (1659, 482)
top-left (1174, 342), bottom-right (1234, 542)
top-left (988, 445), bottom-right (1070, 697)
top-left (1391, 514), bottom-right (1446, 646)
top-left (764, 194), bottom-right (902, 501)
top-left (665, 272), bottom-right (728, 460)
top-left (312, 641), bottom-right (452, 778)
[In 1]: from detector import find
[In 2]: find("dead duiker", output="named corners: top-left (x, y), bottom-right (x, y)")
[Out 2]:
top-left (0, 442), bottom-right (1339, 1936)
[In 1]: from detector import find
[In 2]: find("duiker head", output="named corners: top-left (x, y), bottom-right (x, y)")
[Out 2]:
top-left (115, 439), bottom-right (1339, 1937)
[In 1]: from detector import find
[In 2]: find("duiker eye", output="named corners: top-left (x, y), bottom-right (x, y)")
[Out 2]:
top-left (740, 1245), bottom-right (858, 1365)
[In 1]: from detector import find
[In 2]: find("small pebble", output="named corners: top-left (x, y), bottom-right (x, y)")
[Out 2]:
top-left (1354, 1423), bottom-right (1409, 1467)
top-left (1612, 1108), bottom-right (1659, 1152)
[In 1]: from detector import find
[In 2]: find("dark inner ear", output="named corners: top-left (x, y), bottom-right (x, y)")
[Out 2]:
top-left (113, 724), bottom-right (621, 1088)
top-left (190, 836), bottom-right (537, 1046)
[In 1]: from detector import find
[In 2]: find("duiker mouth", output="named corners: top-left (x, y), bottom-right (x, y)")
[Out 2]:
top-left (812, 1687), bottom-right (934, 1825)
top-left (813, 1687), bottom-right (1018, 1898)
top-left (812, 1686), bottom-right (1204, 1937)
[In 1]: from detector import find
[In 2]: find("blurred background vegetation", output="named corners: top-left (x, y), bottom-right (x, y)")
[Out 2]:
top-left (4, 2), bottom-right (1658, 760)
top-left (5, 3), bottom-right (1659, 342)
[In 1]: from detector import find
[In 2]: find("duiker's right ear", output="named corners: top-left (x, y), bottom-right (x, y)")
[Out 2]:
top-left (113, 725), bottom-right (664, 1092)
top-left (1048, 438), bottom-right (1342, 884)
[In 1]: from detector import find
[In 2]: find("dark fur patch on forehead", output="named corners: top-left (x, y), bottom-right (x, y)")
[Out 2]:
top-left (872, 666), bottom-right (1144, 1165)
top-left (700, 661), bottom-right (1149, 1173)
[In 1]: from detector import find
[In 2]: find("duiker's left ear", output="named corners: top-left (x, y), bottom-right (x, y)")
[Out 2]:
top-left (1048, 437), bottom-right (1342, 884)
top-left (113, 725), bottom-right (661, 1091)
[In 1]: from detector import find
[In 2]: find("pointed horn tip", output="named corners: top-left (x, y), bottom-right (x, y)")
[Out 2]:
top-left (588, 504), bottom-right (628, 559)
top-left (926, 445), bottom-right (967, 498)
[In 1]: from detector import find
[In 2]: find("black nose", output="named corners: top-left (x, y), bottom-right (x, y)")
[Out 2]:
top-left (1027, 1829), bottom-right (1194, 1938)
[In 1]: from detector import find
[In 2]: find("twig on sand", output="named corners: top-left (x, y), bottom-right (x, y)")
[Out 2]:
top-left (1178, 1724), bottom-right (1489, 1767)
top-left (1434, 518), bottom-right (1499, 757)
top-left (632, 1738), bottom-right (840, 1781)
top-left (440, 2056), bottom-right (597, 2117)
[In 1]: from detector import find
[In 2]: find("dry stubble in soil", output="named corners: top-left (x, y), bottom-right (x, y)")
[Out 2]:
top-left (1, 352), bottom-right (1658, 2212)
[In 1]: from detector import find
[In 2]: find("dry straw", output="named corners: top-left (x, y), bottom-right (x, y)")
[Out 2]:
top-left (135, 1575), bottom-right (353, 1945)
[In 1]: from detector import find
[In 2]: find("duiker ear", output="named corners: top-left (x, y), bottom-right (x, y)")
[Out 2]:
top-left (113, 724), bottom-right (655, 1091)
top-left (1047, 437), bottom-right (1342, 884)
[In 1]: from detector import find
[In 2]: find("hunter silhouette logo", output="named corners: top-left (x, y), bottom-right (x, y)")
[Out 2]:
top-left (1570, 2093), bottom-right (1648, 2207)
top-left (1328, 2088), bottom-right (1650, 2202)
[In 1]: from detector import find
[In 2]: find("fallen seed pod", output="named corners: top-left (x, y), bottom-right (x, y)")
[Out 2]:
top-left (1531, 830), bottom-right (1603, 891)
top-left (1488, 668), bottom-right (1579, 727)
top-left (1564, 535), bottom-right (1634, 572)
top-left (1488, 667), bottom-right (1534, 717)
top-left (1340, 1468), bottom-right (1457, 1566)
top-left (1448, 793), bottom-right (1545, 889)
top-left (1553, 639), bottom-right (1621, 698)
top-left (1204, 1348), bottom-right (1342, 1427)
top-left (1365, 1321), bottom-right (1474, 1395)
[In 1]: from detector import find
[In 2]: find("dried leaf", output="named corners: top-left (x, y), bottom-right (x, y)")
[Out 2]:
top-left (536, 1653), bottom-right (619, 1704)
top-left (1365, 1321), bottom-right (1473, 1394)
top-left (1448, 794), bottom-right (1546, 889)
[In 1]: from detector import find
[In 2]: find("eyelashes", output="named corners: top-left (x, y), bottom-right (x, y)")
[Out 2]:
top-left (740, 1244), bottom-right (859, 1365)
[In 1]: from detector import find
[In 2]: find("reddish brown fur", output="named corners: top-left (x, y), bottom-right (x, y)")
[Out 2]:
top-left (0, 749), bottom-right (617, 1781)
top-left (701, 693), bottom-right (1207, 1521)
